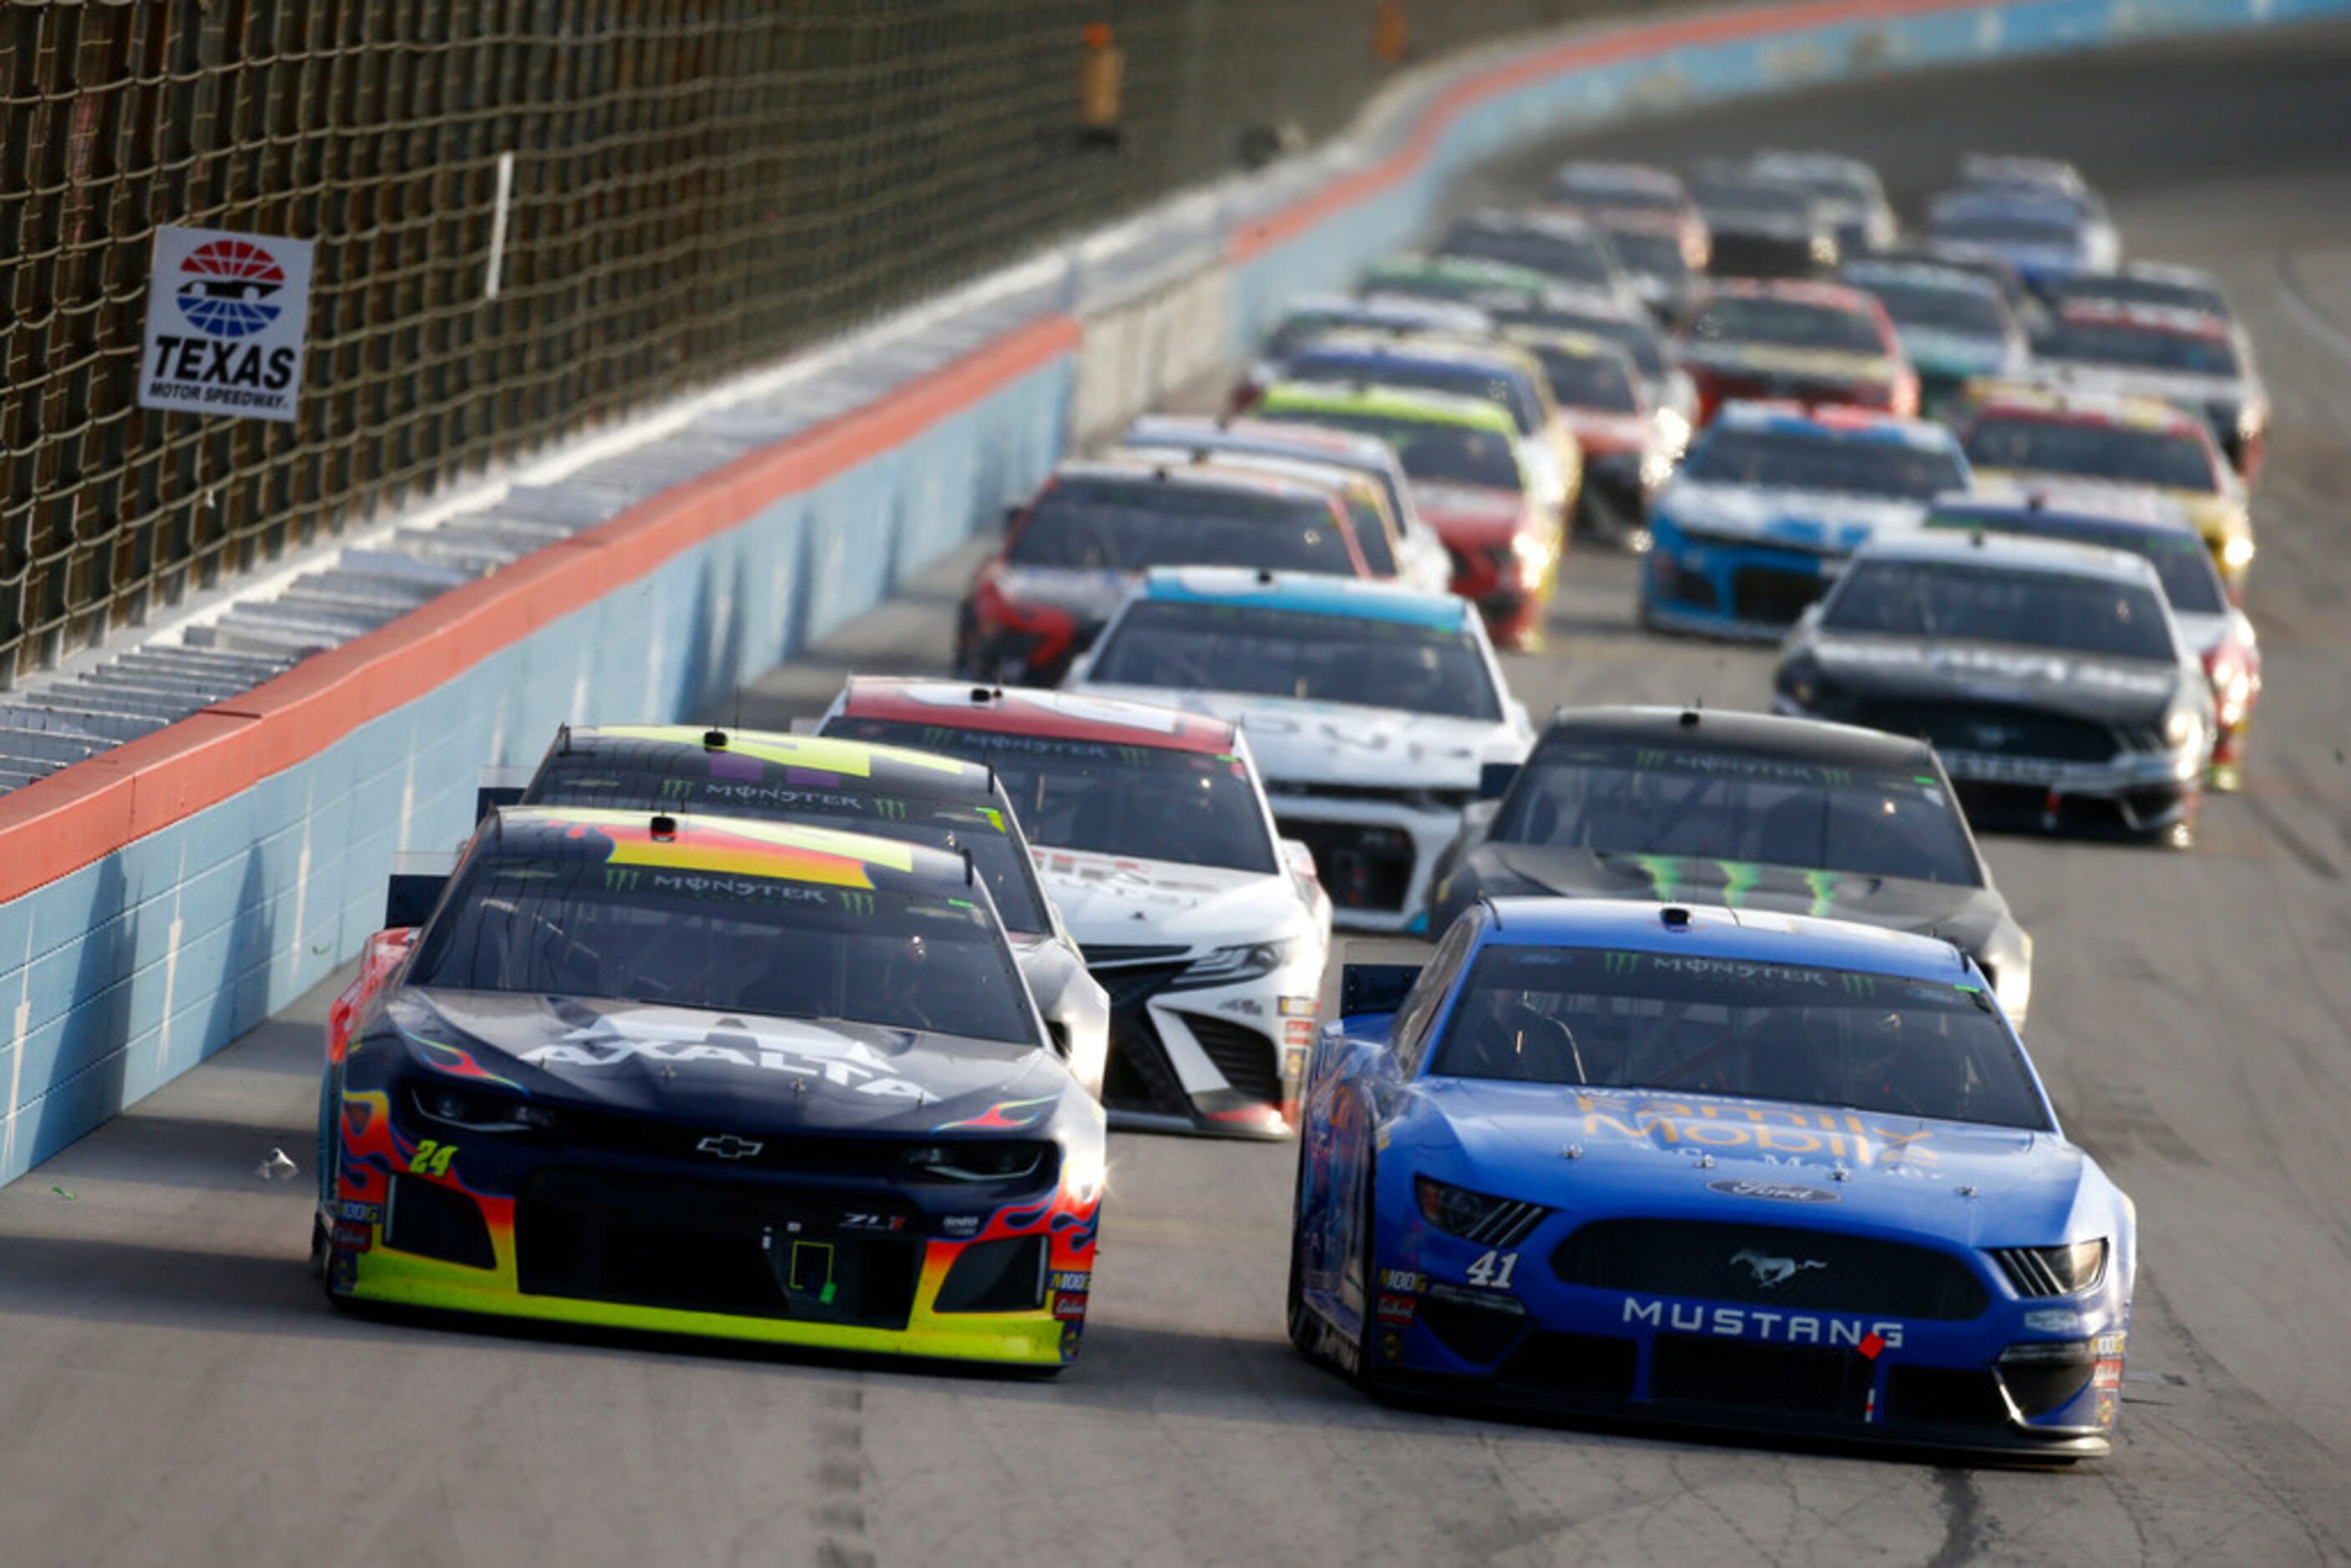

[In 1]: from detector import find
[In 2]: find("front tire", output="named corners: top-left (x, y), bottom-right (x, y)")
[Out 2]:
top-left (1284, 1137), bottom-right (1318, 1358)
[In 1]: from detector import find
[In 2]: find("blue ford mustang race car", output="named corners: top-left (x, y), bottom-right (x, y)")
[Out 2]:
top-left (1287, 898), bottom-right (2135, 1459)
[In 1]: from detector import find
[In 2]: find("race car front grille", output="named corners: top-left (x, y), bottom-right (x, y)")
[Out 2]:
top-left (1848, 701), bottom-right (2119, 763)
top-left (1176, 1014), bottom-right (1280, 1108)
top-left (1502, 1331), bottom-right (1640, 1401)
top-left (1648, 1335), bottom-right (1872, 1419)
top-left (1277, 817), bottom-right (1415, 913)
top-left (514, 1167), bottom-right (921, 1329)
top-left (384, 1176), bottom-right (496, 1270)
top-left (1270, 781), bottom-right (1478, 813)
top-left (1553, 1220), bottom-right (1990, 1319)
top-left (1886, 1365), bottom-right (2010, 1429)
top-left (1089, 962), bottom-right (1197, 1121)
top-left (1077, 943), bottom-right (1190, 967)
top-left (1730, 566), bottom-right (1829, 626)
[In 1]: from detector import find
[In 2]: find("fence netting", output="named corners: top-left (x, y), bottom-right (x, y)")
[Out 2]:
top-left (0, 0), bottom-right (1629, 685)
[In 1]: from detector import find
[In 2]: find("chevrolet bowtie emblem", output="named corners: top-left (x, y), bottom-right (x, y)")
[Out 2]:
top-left (696, 1134), bottom-right (765, 1161)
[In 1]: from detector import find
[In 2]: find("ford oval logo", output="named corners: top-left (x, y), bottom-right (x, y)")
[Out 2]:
top-left (1707, 1178), bottom-right (1839, 1204)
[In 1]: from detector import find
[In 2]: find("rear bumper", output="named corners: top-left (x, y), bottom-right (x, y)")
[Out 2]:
top-left (1269, 796), bottom-right (1463, 935)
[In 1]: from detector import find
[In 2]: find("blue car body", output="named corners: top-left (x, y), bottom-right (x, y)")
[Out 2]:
top-left (1640, 405), bottom-right (1970, 641)
top-left (1288, 898), bottom-right (2135, 1459)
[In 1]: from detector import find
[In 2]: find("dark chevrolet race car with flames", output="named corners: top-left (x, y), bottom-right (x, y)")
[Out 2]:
top-left (315, 807), bottom-right (1106, 1368)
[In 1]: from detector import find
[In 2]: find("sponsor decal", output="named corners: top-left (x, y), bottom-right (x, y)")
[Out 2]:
top-left (1380, 1332), bottom-right (1403, 1361)
top-left (1378, 1268), bottom-right (1428, 1293)
top-left (333, 1222), bottom-right (374, 1253)
top-left (331, 1252), bottom-right (359, 1292)
top-left (520, 1013), bottom-right (933, 1101)
top-left (138, 226), bottom-right (315, 422)
top-left (1284, 1019), bottom-right (1315, 1046)
top-left (1219, 997), bottom-right (1265, 1018)
top-left (1707, 1178), bottom-right (1839, 1204)
top-left (2092, 1358), bottom-right (2123, 1391)
top-left (1730, 1248), bottom-right (1827, 1288)
top-left (1060, 1323), bottom-right (1083, 1362)
top-left (840, 1212), bottom-right (905, 1233)
top-left (1052, 1292), bottom-right (1089, 1322)
top-left (1277, 995), bottom-right (1317, 1018)
top-left (1049, 1271), bottom-right (1092, 1293)
top-left (1624, 1297), bottom-right (1904, 1349)
top-left (1571, 1092), bottom-right (1939, 1167)
top-left (336, 1201), bottom-right (384, 1225)
top-left (1376, 1292), bottom-right (1418, 1326)
top-left (696, 1134), bottom-right (765, 1160)
top-left (406, 1140), bottom-right (458, 1179)
top-left (940, 1215), bottom-right (983, 1238)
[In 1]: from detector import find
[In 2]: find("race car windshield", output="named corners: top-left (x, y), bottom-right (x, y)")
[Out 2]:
top-left (1430, 946), bottom-right (2050, 1130)
top-left (1496, 746), bottom-right (1982, 885)
top-left (521, 776), bottom-right (1051, 935)
top-left (1924, 510), bottom-right (2227, 615)
top-left (1858, 281), bottom-right (2009, 337)
top-left (1527, 347), bottom-right (1640, 413)
top-left (1009, 478), bottom-right (1356, 576)
top-left (1492, 306), bottom-right (1668, 379)
top-left (1685, 297), bottom-right (1883, 355)
top-left (1282, 352), bottom-right (1542, 437)
top-left (1558, 172), bottom-right (1680, 214)
top-left (822, 721), bottom-right (1279, 875)
top-left (410, 860), bottom-right (1039, 1045)
top-left (1822, 559), bottom-right (2179, 662)
top-left (1690, 180), bottom-right (1813, 222)
top-left (1934, 212), bottom-right (2080, 246)
top-left (1962, 416), bottom-right (2218, 493)
top-left (1258, 407), bottom-right (1523, 492)
top-left (1681, 430), bottom-right (1967, 501)
top-left (2033, 320), bottom-right (2241, 377)
top-left (1439, 225), bottom-right (1616, 288)
top-left (1363, 266), bottom-right (1540, 308)
top-left (1088, 600), bottom-right (1502, 721)
top-left (1605, 230), bottom-right (1691, 281)
top-left (2044, 275), bottom-right (2227, 316)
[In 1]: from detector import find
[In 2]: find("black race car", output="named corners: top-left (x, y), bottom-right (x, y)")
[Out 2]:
top-left (1774, 531), bottom-right (2215, 844)
top-left (1425, 705), bottom-right (2035, 1022)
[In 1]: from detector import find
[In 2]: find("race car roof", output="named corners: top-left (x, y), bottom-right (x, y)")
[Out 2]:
top-left (1287, 331), bottom-right (1544, 378)
top-left (1136, 567), bottom-right (1472, 630)
top-left (1537, 704), bottom-right (1935, 773)
top-left (1712, 401), bottom-right (1959, 450)
top-left (1258, 380), bottom-right (1518, 432)
top-left (1838, 259), bottom-right (2004, 297)
top-left (1049, 458), bottom-right (1340, 508)
top-left (834, 677), bottom-right (1237, 755)
top-left (528, 725), bottom-right (994, 803)
top-left (1925, 485), bottom-right (2199, 537)
top-left (1268, 292), bottom-right (1494, 336)
top-left (1498, 325), bottom-right (1640, 365)
top-left (1964, 387), bottom-right (2207, 436)
top-left (1702, 278), bottom-right (1880, 313)
top-left (1479, 896), bottom-right (1974, 983)
top-left (478, 806), bottom-right (967, 896)
top-left (1851, 528), bottom-right (2163, 586)
top-left (1555, 160), bottom-right (1685, 194)
top-left (2050, 299), bottom-right (2231, 339)
top-left (1122, 417), bottom-right (1413, 488)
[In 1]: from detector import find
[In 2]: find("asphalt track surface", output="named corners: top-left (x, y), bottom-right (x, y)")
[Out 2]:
top-left (6, 22), bottom-right (2350, 1568)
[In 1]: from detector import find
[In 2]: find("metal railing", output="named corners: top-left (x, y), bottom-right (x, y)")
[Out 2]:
top-left (0, 0), bottom-right (1627, 685)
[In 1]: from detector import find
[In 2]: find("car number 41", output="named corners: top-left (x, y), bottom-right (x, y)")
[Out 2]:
top-left (1465, 1249), bottom-right (1519, 1289)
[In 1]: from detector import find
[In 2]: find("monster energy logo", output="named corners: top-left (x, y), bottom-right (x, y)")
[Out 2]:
top-left (604, 867), bottom-right (641, 892)
top-left (660, 776), bottom-right (695, 800)
top-left (840, 891), bottom-right (877, 916)
top-left (1605, 953), bottom-right (1641, 974)
top-left (870, 797), bottom-right (907, 821)
top-left (1840, 974), bottom-right (1877, 996)
top-left (923, 726), bottom-right (959, 748)
top-left (1118, 746), bottom-right (1147, 766)
top-left (1635, 749), bottom-right (1667, 769)
top-left (1818, 766), bottom-right (1852, 787)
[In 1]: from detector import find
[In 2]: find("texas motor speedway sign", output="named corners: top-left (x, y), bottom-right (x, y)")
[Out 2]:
top-left (138, 226), bottom-right (315, 423)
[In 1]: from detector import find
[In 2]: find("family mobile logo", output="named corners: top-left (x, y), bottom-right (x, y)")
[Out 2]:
top-left (138, 225), bottom-right (315, 425)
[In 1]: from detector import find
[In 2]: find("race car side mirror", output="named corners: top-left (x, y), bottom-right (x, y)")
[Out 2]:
top-left (474, 765), bottom-right (532, 822)
top-left (383, 849), bottom-right (458, 931)
top-left (1478, 761), bottom-right (1519, 801)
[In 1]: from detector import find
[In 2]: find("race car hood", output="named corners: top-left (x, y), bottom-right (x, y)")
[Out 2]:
top-left (1411, 481), bottom-right (1528, 539)
top-left (1417, 1079), bottom-right (2091, 1245)
top-left (1069, 683), bottom-right (1519, 792)
top-left (1473, 844), bottom-right (2010, 956)
top-left (386, 989), bottom-right (1059, 1132)
top-left (1972, 471), bottom-right (2247, 546)
top-left (1678, 341), bottom-right (1892, 385)
top-left (985, 564), bottom-right (1137, 630)
top-left (1032, 847), bottom-right (1302, 952)
top-left (1656, 480), bottom-right (1924, 551)
top-left (1558, 410), bottom-right (1653, 458)
top-left (1804, 634), bottom-right (2183, 724)
top-left (1893, 327), bottom-right (2014, 380)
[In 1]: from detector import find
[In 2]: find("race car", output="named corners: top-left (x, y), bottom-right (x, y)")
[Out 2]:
top-left (479, 722), bottom-right (1112, 1095)
top-left (1358, 254), bottom-right (1556, 314)
top-left (1687, 163), bottom-right (1841, 280)
top-left (956, 458), bottom-right (1377, 685)
top-left (1424, 704), bottom-right (2034, 1022)
top-left (1289, 898), bottom-right (2133, 1459)
top-left (1956, 388), bottom-right (2254, 594)
top-left (1233, 294), bottom-right (1492, 412)
top-left (1491, 294), bottom-right (1697, 464)
top-left (1586, 210), bottom-right (1704, 324)
top-left (1674, 279), bottom-right (1918, 425)
top-left (1252, 382), bottom-right (1561, 650)
top-left (1926, 187), bottom-right (2119, 286)
top-left (1435, 210), bottom-right (1645, 316)
top-left (1775, 530), bottom-right (2215, 842)
top-left (1747, 150), bottom-right (1899, 257)
top-left (821, 679), bottom-right (1332, 1136)
top-left (1550, 160), bottom-right (1711, 273)
top-left (1117, 413), bottom-right (1453, 594)
top-left (2026, 301), bottom-right (2269, 482)
top-left (1272, 331), bottom-right (1580, 523)
top-left (315, 807), bottom-right (1107, 1367)
top-left (1921, 488), bottom-right (2261, 789)
top-left (1065, 568), bottom-right (1532, 933)
top-left (1838, 259), bottom-right (2030, 417)
top-left (1641, 402), bottom-right (1971, 640)
top-left (1496, 328), bottom-right (1680, 542)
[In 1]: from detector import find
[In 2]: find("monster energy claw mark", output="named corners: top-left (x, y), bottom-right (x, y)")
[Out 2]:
top-left (1605, 952), bottom-right (1641, 975)
top-left (1636, 748), bottom-right (1667, 769)
top-left (661, 776), bottom-right (695, 799)
top-left (840, 891), bottom-right (877, 916)
top-left (872, 797), bottom-right (908, 821)
top-left (1118, 746), bottom-right (1147, 766)
top-left (1840, 974), bottom-right (1877, 996)
top-left (604, 867), bottom-right (642, 892)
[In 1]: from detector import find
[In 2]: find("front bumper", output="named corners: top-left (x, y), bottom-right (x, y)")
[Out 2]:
top-left (1355, 1208), bottom-right (2123, 1460)
top-left (1088, 954), bottom-right (1322, 1137)
top-left (1268, 792), bottom-right (1465, 935)
top-left (324, 1090), bottom-right (1101, 1367)
top-left (1641, 521), bottom-right (1843, 641)
top-left (1934, 746), bottom-right (2202, 835)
